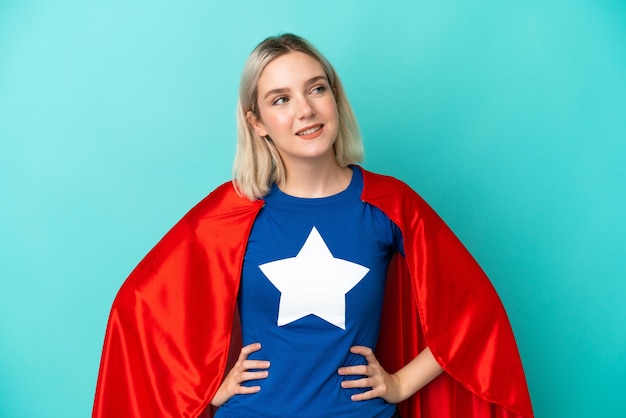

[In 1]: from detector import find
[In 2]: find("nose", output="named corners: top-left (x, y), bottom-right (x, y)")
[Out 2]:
top-left (297, 96), bottom-right (315, 119)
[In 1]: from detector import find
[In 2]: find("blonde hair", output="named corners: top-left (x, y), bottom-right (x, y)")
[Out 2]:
top-left (233, 33), bottom-right (363, 200)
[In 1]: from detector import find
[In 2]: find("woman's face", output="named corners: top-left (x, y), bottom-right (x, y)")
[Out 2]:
top-left (249, 51), bottom-right (339, 169)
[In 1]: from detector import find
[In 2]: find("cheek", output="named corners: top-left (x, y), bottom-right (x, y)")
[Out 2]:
top-left (323, 96), bottom-right (339, 119)
top-left (265, 112), bottom-right (293, 133)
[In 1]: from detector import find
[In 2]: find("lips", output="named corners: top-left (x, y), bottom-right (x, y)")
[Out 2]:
top-left (296, 124), bottom-right (323, 136)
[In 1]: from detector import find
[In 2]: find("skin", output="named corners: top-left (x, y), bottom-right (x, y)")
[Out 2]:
top-left (211, 51), bottom-right (444, 408)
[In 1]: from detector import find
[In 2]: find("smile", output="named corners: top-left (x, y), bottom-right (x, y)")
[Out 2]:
top-left (296, 125), bottom-right (323, 136)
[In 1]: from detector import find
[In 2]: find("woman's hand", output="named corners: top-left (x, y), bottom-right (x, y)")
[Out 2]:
top-left (210, 342), bottom-right (270, 407)
top-left (338, 345), bottom-right (444, 404)
top-left (337, 345), bottom-right (404, 403)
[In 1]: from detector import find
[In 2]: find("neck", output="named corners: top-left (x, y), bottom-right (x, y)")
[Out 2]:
top-left (280, 157), bottom-right (353, 198)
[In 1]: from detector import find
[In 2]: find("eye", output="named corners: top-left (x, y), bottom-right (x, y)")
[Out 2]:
top-left (310, 85), bottom-right (326, 95)
top-left (272, 96), bottom-right (289, 105)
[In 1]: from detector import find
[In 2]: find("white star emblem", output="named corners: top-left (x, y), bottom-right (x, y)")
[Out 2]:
top-left (259, 227), bottom-right (370, 330)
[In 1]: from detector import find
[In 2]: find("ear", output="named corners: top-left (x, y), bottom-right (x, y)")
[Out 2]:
top-left (246, 111), bottom-right (268, 138)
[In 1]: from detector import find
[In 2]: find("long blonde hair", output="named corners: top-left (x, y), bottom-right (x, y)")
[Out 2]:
top-left (233, 33), bottom-right (363, 200)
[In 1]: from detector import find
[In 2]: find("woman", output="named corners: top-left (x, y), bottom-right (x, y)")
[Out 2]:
top-left (94, 34), bottom-right (533, 418)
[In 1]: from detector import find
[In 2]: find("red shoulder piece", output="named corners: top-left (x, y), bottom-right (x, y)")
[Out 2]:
top-left (93, 182), bottom-right (262, 418)
top-left (360, 168), bottom-right (533, 418)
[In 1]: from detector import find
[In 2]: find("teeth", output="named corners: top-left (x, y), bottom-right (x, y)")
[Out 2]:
top-left (298, 125), bottom-right (321, 136)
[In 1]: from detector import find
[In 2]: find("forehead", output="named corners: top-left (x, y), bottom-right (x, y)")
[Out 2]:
top-left (257, 51), bottom-right (326, 91)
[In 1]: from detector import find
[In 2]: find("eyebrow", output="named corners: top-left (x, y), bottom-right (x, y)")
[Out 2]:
top-left (262, 75), bottom-right (328, 100)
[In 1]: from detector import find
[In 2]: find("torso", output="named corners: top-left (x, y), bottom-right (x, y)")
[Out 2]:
top-left (216, 166), bottom-right (403, 418)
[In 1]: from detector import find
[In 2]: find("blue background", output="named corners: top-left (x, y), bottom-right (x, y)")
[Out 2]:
top-left (1, 1), bottom-right (624, 417)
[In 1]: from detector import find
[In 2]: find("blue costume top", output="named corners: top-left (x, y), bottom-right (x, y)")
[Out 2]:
top-left (216, 166), bottom-right (403, 418)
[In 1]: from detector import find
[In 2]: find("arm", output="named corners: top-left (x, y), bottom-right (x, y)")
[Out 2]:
top-left (338, 346), bottom-right (443, 403)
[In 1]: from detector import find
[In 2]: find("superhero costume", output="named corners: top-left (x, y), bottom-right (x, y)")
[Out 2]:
top-left (217, 166), bottom-right (402, 417)
top-left (93, 167), bottom-right (533, 418)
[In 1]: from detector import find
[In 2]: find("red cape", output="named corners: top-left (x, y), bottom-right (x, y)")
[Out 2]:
top-left (93, 168), bottom-right (533, 418)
